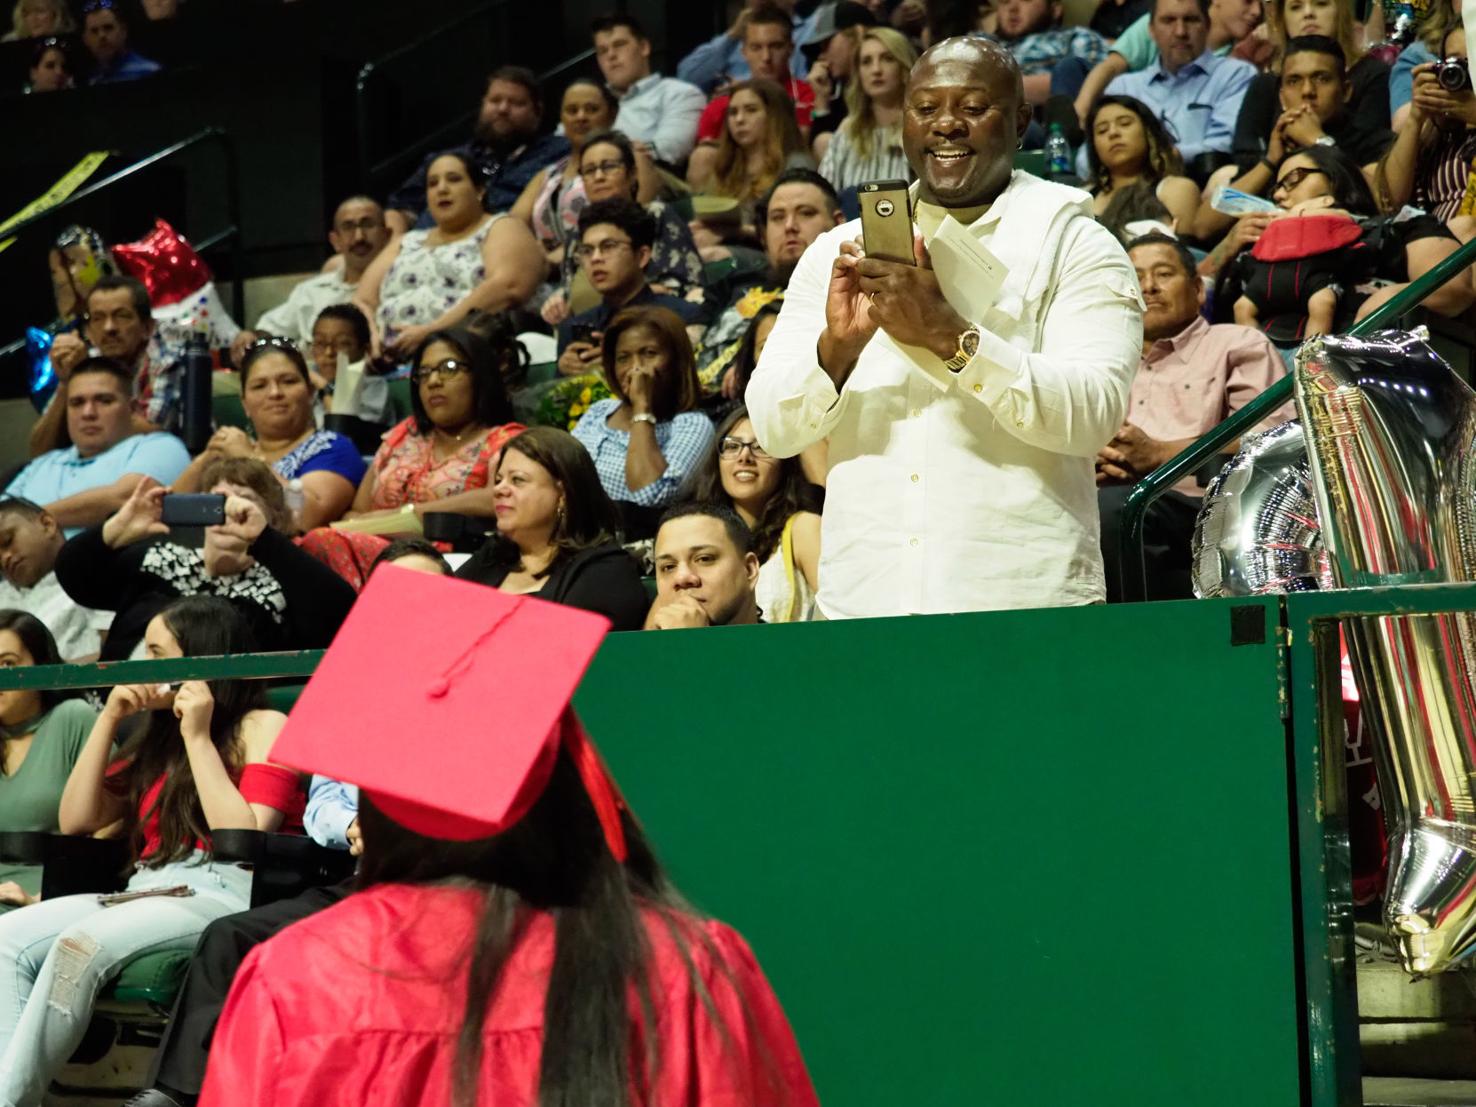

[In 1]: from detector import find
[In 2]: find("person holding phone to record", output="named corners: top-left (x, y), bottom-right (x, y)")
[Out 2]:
top-left (747, 36), bottom-right (1144, 618)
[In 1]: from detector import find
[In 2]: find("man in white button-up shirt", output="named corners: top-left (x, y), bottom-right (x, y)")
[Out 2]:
top-left (747, 37), bottom-right (1143, 619)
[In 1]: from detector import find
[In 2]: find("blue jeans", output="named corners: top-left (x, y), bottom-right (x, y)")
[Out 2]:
top-left (0, 852), bottom-right (250, 1106)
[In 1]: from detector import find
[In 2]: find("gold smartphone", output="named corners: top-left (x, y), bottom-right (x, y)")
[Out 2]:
top-left (858, 179), bottom-right (915, 265)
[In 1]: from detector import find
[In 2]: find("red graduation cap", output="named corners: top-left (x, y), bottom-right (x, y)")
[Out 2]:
top-left (269, 565), bottom-right (628, 860)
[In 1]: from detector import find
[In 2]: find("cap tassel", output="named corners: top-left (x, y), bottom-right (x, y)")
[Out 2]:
top-left (562, 710), bottom-right (628, 863)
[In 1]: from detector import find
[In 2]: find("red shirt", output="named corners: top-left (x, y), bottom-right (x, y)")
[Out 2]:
top-left (200, 883), bottom-right (820, 1107)
top-left (697, 79), bottom-right (815, 143)
top-left (112, 761), bottom-right (306, 859)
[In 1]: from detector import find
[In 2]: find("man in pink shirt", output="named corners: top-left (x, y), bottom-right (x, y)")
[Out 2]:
top-left (1099, 231), bottom-right (1291, 601)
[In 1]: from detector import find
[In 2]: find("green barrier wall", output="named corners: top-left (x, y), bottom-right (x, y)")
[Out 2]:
top-left (576, 597), bottom-right (1301, 1105)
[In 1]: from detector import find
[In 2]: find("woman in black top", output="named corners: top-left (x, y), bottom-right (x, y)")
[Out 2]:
top-left (56, 460), bottom-right (357, 661)
top-left (455, 427), bottom-right (648, 631)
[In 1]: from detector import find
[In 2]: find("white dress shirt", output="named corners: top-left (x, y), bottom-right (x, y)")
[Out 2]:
top-left (254, 270), bottom-right (358, 347)
top-left (747, 172), bottom-right (1144, 619)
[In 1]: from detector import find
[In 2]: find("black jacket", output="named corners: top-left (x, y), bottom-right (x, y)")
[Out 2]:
top-left (454, 541), bottom-right (648, 631)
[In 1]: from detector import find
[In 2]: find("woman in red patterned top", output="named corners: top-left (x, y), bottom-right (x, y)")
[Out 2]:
top-left (341, 321), bottom-right (526, 531)
top-left (0, 596), bottom-right (302, 1104)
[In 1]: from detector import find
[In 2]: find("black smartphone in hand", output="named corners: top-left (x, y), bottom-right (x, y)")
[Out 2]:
top-left (160, 494), bottom-right (226, 527)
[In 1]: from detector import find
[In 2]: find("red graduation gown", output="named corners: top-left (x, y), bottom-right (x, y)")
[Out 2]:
top-left (198, 883), bottom-right (819, 1107)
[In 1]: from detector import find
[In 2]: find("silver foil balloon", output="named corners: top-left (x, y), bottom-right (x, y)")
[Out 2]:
top-left (1296, 328), bottom-right (1476, 976)
top-left (1191, 420), bottom-right (1327, 598)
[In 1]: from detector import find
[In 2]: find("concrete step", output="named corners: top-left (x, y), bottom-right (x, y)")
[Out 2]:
top-left (1365, 1076), bottom-right (1476, 1106)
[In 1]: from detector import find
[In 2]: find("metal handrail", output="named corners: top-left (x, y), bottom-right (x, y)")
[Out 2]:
top-left (1, 128), bottom-right (244, 333)
top-left (1117, 232), bottom-right (1476, 603)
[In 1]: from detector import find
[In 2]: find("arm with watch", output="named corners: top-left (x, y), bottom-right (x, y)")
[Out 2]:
top-left (838, 225), bottom-right (1141, 457)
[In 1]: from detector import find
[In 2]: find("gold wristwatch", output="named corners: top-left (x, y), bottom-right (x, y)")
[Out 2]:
top-left (942, 325), bottom-right (981, 373)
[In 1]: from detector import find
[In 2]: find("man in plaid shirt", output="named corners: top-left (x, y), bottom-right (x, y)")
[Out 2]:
top-left (986, 0), bottom-right (1109, 105)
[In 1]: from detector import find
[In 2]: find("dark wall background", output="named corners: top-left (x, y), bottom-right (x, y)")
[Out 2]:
top-left (1, 0), bottom-right (728, 393)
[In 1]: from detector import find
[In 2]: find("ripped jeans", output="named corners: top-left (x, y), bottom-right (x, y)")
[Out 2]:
top-left (0, 852), bottom-right (251, 1107)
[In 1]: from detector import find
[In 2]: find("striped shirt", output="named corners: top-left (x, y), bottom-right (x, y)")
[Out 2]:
top-left (817, 120), bottom-right (912, 193)
top-left (1414, 128), bottom-right (1476, 223)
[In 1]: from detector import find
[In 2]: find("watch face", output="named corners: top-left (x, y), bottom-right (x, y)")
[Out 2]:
top-left (961, 329), bottom-right (980, 357)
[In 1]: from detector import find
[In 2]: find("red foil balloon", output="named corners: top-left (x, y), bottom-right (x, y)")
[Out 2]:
top-left (112, 219), bottom-right (212, 308)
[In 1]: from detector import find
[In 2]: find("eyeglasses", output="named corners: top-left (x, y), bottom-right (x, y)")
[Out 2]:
top-left (411, 358), bottom-right (474, 382)
top-left (1274, 166), bottom-right (1327, 193)
top-left (576, 238), bottom-right (634, 259)
top-left (580, 159), bottom-right (626, 178)
top-left (718, 436), bottom-right (771, 460)
top-left (334, 218), bottom-right (384, 234)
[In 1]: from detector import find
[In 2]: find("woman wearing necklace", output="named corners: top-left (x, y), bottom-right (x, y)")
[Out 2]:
top-left (338, 324), bottom-right (526, 531)
top-left (174, 339), bottom-right (366, 531)
top-left (0, 611), bottom-right (97, 912)
top-left (354, 150), bottom-right (544, 363)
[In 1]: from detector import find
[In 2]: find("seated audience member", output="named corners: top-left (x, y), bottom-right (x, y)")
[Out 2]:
top-left (1390, 0), bottom-right (1458, 130)
top-left (0, 499), bottom-right (111, 661)
top-left (173, 339), bottom-right (365, 530)
top-left (0, 597), bottom-right (299, 1105)
top-left (0, 613), bottom-right (96, 911)
top-left (682, 407), bottom-right (821, 622)
top-left (1072, 0), bottom-right (1263, 122)
top-left (38, 275), bottom-right (187, 450)
top-left (5, 0), bottom-right (73, 40)
top-left (1087, 95), bottom-right (1202, 234)
top-left (817, 27), bottom-right (917, 191)
top-left (230, 198), bottom-right (389, 361)
top-left (556, 200), bottom-right (707, 374)
top-left (679, 0), bottom-right (818, 93)
top-left (510, 79), bottom-right (623, 297)
top-left (1234, 1), bottom-right (1390, 143)
top-left (26, 36), bottom-right (73, 92)
top-left (1377, 22), bottom-right (1476, 234)
top-left (358, 151), bottom-right (544, 363)
top-left (455, 426), bottom-right (648, 629)
top-left (543, 131), bottom-right (704, 326)
top-left (194, 574), bottom-right (817, 1107)
top-left (1099, 233), bottom-right (1288, 601)
top-left (386, 67), bottom-right (568, 232)
top-left (698, 169), bottom-right (846, 395)
top-left (81, 0), bottom-right (159, 84)
top-left (1203, 146), bottom-right (1475, 341)
top-left (55, 463), bottom-right (357, 661)
top-left (6, 357), bottom-right (190, 536)
top-left (1098, 0), bottom-right (1257, 173)
top-left (571, 307), bottom-right (716, 517)
top-left (306, 303), bottom-right (372, 398)
top-left (646, 502), bottom-right (762, 628)
top-left (1200, 35), bottom-right (1393, 239)
top-left (371, 537), bottom-right (451, 576)
top-left (338, 325), bottom-right (526, 529)
top-left (802, 2), bottom-right (879, 159)
top-left (695, 7), bottom-right (816, 147)
top-left (593, 13), bottom-right (707, 165)
top-left (688, 79), bottom-right (816, 224)
top-left (993, 0), bottom-right (1108, 106)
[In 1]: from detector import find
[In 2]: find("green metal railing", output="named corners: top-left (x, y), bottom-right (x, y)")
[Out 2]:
top-left (1117, 234), bottom-right (1476, 602)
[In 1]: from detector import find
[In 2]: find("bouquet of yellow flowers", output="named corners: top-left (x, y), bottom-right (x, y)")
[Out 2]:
top-left (534, 373), bottom-right (612, 430)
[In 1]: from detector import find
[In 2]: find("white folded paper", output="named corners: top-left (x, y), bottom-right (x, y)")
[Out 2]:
top-left (928, 216), bottom-right (1008, 321)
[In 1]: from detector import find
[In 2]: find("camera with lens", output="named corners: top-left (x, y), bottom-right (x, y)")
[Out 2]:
top-left (1435, 56), bottom-right (1473, 94)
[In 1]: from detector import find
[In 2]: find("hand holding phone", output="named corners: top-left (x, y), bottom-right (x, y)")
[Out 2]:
top-left (161, 493), bottom-right (227, 527)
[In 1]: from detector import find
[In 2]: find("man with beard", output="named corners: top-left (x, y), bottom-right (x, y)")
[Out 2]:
top-left (36, 276), bottom-right (188, 453)
top-left (229, 197), bottom-right (389, 362)
top-left (697, 169), bottom-right (846, 396)
top-left (991, 0), bottom-right (1108, 106)
top-left (385, 67), bottom-right (567, 233)
top-left (748, 37), bottom-right (1143, 619)
top-left (645, 503), bottom-right (762, 629)
top-left (1096, 233), bottom-right (1286, 601)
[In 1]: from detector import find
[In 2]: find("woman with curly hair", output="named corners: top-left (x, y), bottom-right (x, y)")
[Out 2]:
top-left (1085, 95), bottom-right (1201, 236)
top-left (682, 405), bottom-right (821, 622)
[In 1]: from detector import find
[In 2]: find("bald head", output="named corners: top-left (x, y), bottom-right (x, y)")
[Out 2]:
top-left (903, 36), bottom-right (1030, 209)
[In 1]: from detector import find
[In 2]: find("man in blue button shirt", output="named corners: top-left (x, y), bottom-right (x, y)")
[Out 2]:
top-left (1102, 0), bottom-right (1255, 170)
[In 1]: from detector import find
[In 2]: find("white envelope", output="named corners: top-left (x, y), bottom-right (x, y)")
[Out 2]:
top-left (928, 216), bottom-right (1008, 321)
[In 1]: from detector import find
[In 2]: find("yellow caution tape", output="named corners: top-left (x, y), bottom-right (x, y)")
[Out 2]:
top-left (0, 151), bottom-right (111, 254)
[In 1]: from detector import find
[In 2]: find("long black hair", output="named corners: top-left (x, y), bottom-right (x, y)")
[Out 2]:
top-left (681, 406), bottom-right (822, 564)
top-left (1085, 95), bottom-right (1185, 195)
top-left (112, 596), bottom-right (268, 867)
top-left (409, 325), bottom-right (517, 434)
top-left (356, 741), bottom-right (791, 1107)
top-left (0, 609), bottom-right (72, 776)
